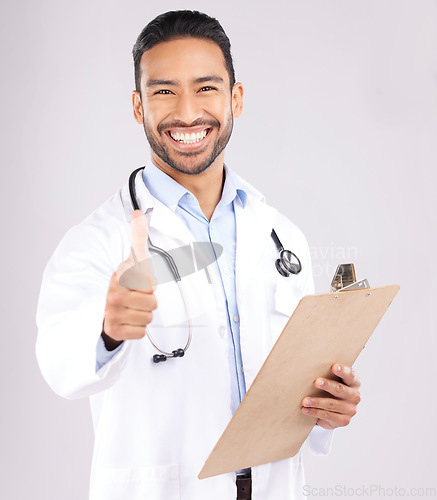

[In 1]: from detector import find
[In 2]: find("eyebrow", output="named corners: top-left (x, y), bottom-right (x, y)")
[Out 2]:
top-left (146, 79), bottom-right (178, 87)
top-left (146, 75), bottom-right (224, 87)
top-left (193, 75), bottom-right (224, 85)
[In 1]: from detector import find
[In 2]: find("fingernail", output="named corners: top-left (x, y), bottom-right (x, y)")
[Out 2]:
top-left (336, 364), bottom-right (342, 372)
top-left (304, 398), bottom-right (312, 406)
top-left (317, 378), bottom-right (325, 387)
top-left (303, 408), bottom-right (310, 414)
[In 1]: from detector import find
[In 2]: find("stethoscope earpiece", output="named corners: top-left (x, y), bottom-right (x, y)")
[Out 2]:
top-left (153, 354), bottom-right (167, 363)
top-left (153, 348), bottom-right (186, 363)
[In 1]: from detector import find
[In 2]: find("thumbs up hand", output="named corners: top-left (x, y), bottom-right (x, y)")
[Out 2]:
top-left (102, 210), bottom-right (157, 348)
top-left (116, 210), bottom-right (155, 291)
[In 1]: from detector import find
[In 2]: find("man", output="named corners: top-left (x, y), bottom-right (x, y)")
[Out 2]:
top-left (36, 10), bottom-right (360, 500)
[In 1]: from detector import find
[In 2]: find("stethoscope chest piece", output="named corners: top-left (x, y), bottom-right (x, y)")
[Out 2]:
top-left (275, 249), bottom-right (302, 276)
top-left (271, 229), bottom-right (302, 276)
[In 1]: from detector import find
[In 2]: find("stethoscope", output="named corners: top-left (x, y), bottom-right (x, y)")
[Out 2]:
top-left (128, 167), bottom-right (302, 363)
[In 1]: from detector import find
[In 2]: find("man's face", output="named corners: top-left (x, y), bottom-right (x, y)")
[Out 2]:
top-left (132, 37), bottom-right (243, 176)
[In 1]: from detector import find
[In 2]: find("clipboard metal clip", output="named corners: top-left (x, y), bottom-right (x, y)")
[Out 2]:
top-left (330, 263), bottom-right (370, 292)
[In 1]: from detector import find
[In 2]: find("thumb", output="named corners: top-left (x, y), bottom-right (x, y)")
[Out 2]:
top-left (116, 210), bottom-right (154, 291)
top-left (131, 209), bottom-right (150, 263)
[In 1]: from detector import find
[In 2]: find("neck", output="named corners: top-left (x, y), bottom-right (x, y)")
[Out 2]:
top-left (151, 153), bottom-right (225, 221)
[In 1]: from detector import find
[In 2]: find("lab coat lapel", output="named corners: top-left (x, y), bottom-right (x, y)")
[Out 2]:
top-left (148, 201), bottom-right (195, 244)
top-left (120, 170), bottom-right (194, 245)
top-left (234, 196), bottom-right (277, 304)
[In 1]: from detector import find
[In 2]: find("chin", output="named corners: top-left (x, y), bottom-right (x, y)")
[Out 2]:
top-left (169, 162), bottom-right (211, 176)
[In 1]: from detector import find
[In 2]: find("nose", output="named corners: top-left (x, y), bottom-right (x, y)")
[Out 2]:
top-left (172, 92), bottom-right (203, 125)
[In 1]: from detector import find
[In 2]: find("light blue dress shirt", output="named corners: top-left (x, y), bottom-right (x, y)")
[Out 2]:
top-left (97, 162), bottom-right (248, 415)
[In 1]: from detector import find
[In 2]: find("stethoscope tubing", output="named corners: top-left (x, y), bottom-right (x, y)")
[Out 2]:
top-left (127, 167), bottom-right (302, 362)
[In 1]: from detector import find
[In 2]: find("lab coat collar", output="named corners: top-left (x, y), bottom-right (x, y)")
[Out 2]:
top-left (120, 168), bottom-right (194, 244)
top-left (120, 164), bottom-right (269, 249)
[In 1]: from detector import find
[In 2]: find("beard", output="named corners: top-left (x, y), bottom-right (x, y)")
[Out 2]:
top-left (143, 114), bottom-right (233, 176)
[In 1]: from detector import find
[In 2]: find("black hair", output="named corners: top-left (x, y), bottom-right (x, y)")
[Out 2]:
top-left (133, 10), bottom-right (236, 92)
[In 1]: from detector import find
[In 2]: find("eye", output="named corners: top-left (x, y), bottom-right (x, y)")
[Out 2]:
top-left (199, 86), bottom-right (216, 92)
top-left (154, 89), bottom-right (173, 95)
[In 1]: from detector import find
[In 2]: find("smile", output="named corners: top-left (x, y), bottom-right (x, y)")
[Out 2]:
top-left (167, 128), bottom-right (210, 144)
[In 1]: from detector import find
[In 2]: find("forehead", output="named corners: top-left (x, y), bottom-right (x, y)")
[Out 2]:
top-left (140, 37), bottom-right (230, 87)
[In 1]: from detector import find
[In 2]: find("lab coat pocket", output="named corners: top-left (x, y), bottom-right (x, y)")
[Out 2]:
top-left (91, 464), bottom-right (180, 500)
top-left (270, 276), bottom-right (302, 343)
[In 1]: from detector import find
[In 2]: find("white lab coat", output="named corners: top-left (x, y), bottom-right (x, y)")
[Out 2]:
top-left (36, 170), bottom-right (333, 500)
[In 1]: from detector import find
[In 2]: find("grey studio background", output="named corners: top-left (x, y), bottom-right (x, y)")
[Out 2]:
top-left (1, 0), bottom-right (436, 499)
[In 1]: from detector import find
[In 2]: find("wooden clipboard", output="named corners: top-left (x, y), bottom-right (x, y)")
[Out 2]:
top-left (199, 284), bottom-right (400, 479)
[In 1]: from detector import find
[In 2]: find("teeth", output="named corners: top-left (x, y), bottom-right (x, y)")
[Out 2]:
top-left (169, 129), bottom-right (208, 144)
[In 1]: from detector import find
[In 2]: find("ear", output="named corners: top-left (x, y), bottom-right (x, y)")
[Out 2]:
top-left (132, 90), bottom-right (144, 124)
top-left (231, 82), bottom-right (244, 118)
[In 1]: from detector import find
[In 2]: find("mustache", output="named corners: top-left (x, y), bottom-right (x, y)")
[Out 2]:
top-left (158, 118), bottom-right (220, 134)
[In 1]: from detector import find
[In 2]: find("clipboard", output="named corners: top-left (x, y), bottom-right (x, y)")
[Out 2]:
top-left (199, 284), bottom-right (400, 479)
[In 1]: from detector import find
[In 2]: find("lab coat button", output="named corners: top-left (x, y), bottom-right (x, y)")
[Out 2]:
top-left (219, 326), bottom-right (226, 338)
top-left (241, 365), bottom-right (244, 373)
top-left (233, 315), bottom-right (239, 323)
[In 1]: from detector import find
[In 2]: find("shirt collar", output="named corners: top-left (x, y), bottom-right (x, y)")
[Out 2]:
top-left (142, 161), bottom-right (248, 212)
top-left (222, 164), bottom-right (248, 208)
top-left (142, 161), bottom-right (189, 212)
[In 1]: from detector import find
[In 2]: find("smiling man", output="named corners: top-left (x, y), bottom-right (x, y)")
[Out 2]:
top-left (132, 34), bottom-right (244, 221)
top-left (36, 10), bottom-right (361, 500)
